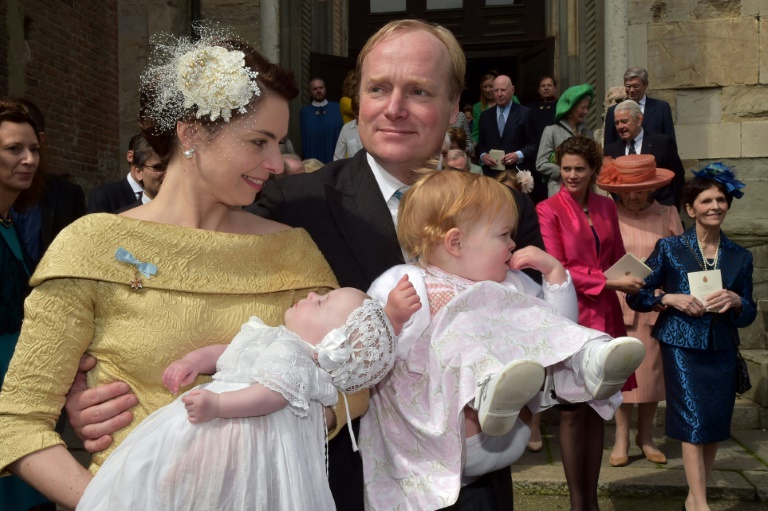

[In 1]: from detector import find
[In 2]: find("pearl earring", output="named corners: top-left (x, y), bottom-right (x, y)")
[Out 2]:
top-left (183, 147), bottom-right (195, 159)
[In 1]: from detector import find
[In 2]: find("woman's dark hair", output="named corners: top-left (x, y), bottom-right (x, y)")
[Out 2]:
top-left (555, 135), bottom-right (603, 179)
top-left (681, 177), bottom-right (734, 209)
top-left (131, 136), bottom-right (158, 169)
top-left (0, 99), bottom-right (45, 211)
top-left (140, 39), bottom-right (299, 160)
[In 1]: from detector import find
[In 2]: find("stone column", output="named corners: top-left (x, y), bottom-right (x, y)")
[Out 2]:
top-left (603, 0), bottom-right (628, 88)
top-left (261, 0), bottom-right (280, 63)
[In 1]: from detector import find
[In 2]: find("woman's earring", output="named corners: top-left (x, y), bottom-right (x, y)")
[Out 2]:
top-left (183, 147), bottom-right (195, 159)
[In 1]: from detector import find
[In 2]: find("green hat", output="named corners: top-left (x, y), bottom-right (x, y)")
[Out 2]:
top-left (554, 83), bottom-right (595, 123)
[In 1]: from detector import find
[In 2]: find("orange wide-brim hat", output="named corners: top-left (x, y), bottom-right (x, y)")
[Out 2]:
top-left (596, 154), bottom-right (674, 193)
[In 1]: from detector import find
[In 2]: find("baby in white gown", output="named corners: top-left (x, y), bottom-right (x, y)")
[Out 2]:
top-left (77, 282), bottom-right (419, 511)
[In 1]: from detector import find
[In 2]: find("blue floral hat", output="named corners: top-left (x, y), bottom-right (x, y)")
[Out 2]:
top-left (691, 162), bottom-right (745, 199)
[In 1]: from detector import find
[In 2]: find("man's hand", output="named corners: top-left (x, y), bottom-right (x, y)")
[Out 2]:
top-left (384, 274), bottom-right (422, 335)
top-left (182, 389), bottom-right (220, 424)
top-left (65, 354), bottom-right (137, 453)
top-left (162, 360), bottom-right (199, 395)
top-left (502, 152), bottom-right (519, 165)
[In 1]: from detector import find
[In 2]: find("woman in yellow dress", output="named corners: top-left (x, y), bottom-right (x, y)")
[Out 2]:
top-left (0, 31), bottom-right (348, 510)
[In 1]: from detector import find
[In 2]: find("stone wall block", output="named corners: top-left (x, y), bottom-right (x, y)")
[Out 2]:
top-left (628, 0), bottom-right (691, 24)
top-left (742, 0), bottom-right (765, 16)
top-left (721, 84), bottom-right (768, 121)
top-left (676, 88), bottom-right (721, 124)
top-left (676, 122), bottom-right (742, 159)
top-left (649, 19), bottom-right (759, 88)
top-left (760, 18), bottom-right (768, 84)
top-left (628, 23), bottom-right (648, 69)
top-left (742, 121), bottom-right (768, 157)
top-left (692, 0), bottom-right (742, 19)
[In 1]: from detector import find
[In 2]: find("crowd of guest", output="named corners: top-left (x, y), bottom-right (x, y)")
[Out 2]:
top-left (0, 18), bottom-right (756, 511)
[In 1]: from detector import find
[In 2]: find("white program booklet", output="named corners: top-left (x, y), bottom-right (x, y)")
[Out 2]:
top-left (488, 149), bottom-right (506, 170)
top-left (687, 269), bottom-right (723, 309)
top-left (604, 253), bottom-right (652, 281)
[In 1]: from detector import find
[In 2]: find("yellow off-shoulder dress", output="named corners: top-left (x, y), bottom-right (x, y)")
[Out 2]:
top-left (0, 214), bottom-right (360, 475)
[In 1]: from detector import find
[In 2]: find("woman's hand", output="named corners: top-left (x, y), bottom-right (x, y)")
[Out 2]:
top-left (606, 274), bottom-right (645, 294)
top-left (509, 246), bottom-right (567, 286)
top-left (163, 360), bottom-right (199, 395)
top-left (182, 389), bottom-right (220, 423)
top-left (661, 293), bottom-right (706, 317)
top-left (65, 354), bottom-right (137, 454)
top-left (704, 289), bottom-right (743, 314)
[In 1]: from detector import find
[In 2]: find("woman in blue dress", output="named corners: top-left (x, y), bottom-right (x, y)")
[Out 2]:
top-left (627, 164), bottom-right (756, 511)
top-left (0, 99), bottom-right (54, 510)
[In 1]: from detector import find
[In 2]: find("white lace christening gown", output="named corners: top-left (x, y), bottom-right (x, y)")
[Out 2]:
top-left (78, 318), bottom-right (338, 511)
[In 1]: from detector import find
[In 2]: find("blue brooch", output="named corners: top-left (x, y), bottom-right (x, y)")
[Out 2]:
top-left (115, 248), bottom-right (157, 291)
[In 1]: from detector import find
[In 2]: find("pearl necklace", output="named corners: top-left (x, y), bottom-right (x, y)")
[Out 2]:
top-left (696, 233), bottom-right (720, 270)
top-left (0, 210), bottom-right (13, 228)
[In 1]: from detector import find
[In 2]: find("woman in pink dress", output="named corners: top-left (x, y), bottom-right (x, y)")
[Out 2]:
top-left (536, 137), bottom-right (644, 511)
top-left (597, 155), bottom-right (684, 467)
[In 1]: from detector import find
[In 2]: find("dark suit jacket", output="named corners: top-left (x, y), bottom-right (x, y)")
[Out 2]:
top-left (604, 96), bottom-right (676, 146)
top-left (40, 175), bottom-right (86, 251)
top-left (627, 228), bottom-right (756, 350)
top-left (86, 177), bottom-right (136, 214)
top-left (604, 130), bottom-right (685, 208)
top-left (250, 150), bottom-right (543, 510)
top-left (476, 103), bottom-right (536, 174)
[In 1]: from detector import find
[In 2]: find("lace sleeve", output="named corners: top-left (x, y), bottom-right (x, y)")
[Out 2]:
top-left (249, 341), bottom-right (332, 417)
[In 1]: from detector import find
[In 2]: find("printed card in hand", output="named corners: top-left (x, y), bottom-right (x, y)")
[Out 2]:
top-left (488, 150), bottom-right (506, 171)
top-left (687, 270), bottom-right (723, 310)
top-left (604, 253), bottom-right (652, 281)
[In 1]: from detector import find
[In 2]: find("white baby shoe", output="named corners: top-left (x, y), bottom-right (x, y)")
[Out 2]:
top-left (582, 336), bottom-right (645, 400)
top-left (475, 360), bottom-right (545, 437)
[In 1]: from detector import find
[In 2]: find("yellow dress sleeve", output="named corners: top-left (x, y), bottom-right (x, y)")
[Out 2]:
top-left (327, 389), bottom-right (370, 440)
top-left (0, 278), bottom-right (96, 475)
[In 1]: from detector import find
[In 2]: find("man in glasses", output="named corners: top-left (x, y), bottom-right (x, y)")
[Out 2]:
top-left (603, 66), bottom-right (676, 146)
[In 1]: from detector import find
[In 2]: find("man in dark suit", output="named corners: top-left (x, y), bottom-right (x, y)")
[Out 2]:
top-left (604, 67), bottom-right (675, 146)
top-left (476, 75), bottom-right (537, 177)
top-left (604, 100), bottom-right (685, 208)
top-left (250, 20), bottom-right (541, 511)
top-left (86, 134), bottom-right (144, 213)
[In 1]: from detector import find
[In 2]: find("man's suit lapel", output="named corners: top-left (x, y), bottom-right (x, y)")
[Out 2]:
top-left (642, 98), bottom-right (657, 130)
top-left (325, 152), bottom-right (404, 285)
top-left (502, 103), bottom-right (522, 142)
top-left (641, 131), bottom-right (655, 155)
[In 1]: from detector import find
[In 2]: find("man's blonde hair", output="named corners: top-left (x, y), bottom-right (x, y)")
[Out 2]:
top-left (398, 170), bottom-right (518, 263)
top-left (356, 19), bottom-right (465, 102)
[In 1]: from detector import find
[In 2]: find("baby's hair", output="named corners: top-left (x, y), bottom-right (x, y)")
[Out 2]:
top-left (398, 170), bottom-right (518, 263)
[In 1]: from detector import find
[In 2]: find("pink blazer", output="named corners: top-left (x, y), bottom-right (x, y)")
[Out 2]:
top-left (536, 187), bottom-right (627, 338)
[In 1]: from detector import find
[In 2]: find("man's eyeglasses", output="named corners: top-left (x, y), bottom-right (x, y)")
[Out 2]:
top-left (624, 84), bottom-right (643, 91)
top-left (141, 164), bottom-right (166, 172)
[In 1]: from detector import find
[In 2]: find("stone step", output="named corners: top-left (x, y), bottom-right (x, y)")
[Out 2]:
top-left (512, 420), bottom-right (768, 509)
top-left (550, 396), bottom-right (767, 430)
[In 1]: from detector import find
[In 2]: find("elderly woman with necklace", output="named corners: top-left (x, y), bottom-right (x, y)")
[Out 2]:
top-left (596, 155), bottom-right (684, 468)
top-left (627, 164), bottom-right (756, 511)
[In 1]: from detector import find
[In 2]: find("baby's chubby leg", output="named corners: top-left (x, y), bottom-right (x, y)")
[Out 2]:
top-left (463, 407), bottom-right (532, 480)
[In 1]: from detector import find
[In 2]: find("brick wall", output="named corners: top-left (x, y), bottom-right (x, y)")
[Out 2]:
top-left (0, 0), bottom-right (7, 95)
top-left (3, 0), bottom-right (120, 190)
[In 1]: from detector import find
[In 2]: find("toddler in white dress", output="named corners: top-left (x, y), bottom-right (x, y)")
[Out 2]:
top-left (77, 282), bottom-right (419, 511)
top-left (360, 170), bottom-right (645, 510)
